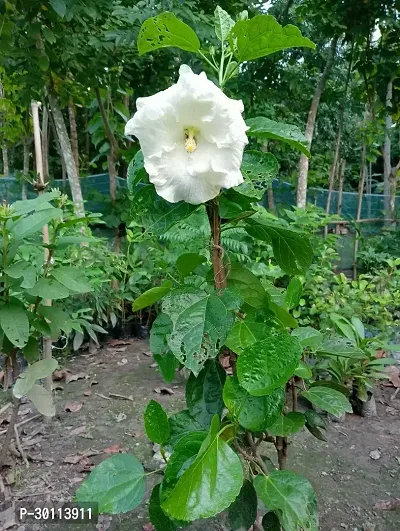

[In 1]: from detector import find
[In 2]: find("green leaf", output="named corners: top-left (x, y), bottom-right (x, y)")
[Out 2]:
top-left (0, 302), bottom-right (29, 348)
top-left (262, 511), bottom-right (282, 530)
top-left (214, 6), bottom-right (234, 42)
top-left (27, 383), bottom-right (55, 417)
top-left (302, 386), bottom-right (353, 417)
top-left (149, 484), bottom-right (178, 531)
top-left (11, 208), bottom-right (62, 240)
top-left (162, 287), bottom-right (242, 375)
top-left (54, 236), bottom-right (92, 249)
top-left (38, 55), bottom-right (50, 71)
top-left (226, 263), bottom-right (268, 309)
top-left (304, 410), bottom-right (326, 430)
top-left (126, 151), bottom-right (146, 192)
top-left (23, 337), bottom-right (40, 363)
top-left (330, 313), bottom-right (357, 344)
top-left (38, 306), bottom-right (73, 335)
top-left (317, 338), bottom-right (367, 359)
top-left (132, 185), bottom-right (197, 236)
top-left (161, 418), bottom-right (243, 520)
top-left (245, 219), bottom-right (313, 275)
top-left (13, 358), bottom-right (59, 399)
top-left (144, 400), bottom-right (170, 445)
top-left (269, 300), bottom-right (298, 329)
top-left (51, 267), bottom-right (92, 294)
top-left (168, 410), bottom-right (205, 447)
top-left (247, 116), bottom-right (310, 157)
top-left (237, 332), bottom-right (302, 396)
top-left (254, 470), bottom-right (318, 531)
top-left (291, 327), bottom-right (323, 349)
top-left (76, 454), bottom-right (146, 513)
top-left (267, 412), bottom-right (305, 437)
top-left (228, 480), bottom-right (257, 531)
top-left (186, 360), bottom-right (226, 428)
top-left (225, 320), bottom-right (269, 353)
top-left (231, 14), bottom-right (315, 62)
top-left (49, 0), bottom-right (66, 18)
top-left (12, 192), bottom-right (61, 215)
top-left (42, 27), bottom-right (56, 44)
top-left (150, 313), bottom-right (179, 383)
top-left (27, 278), bottom-right (70, 300)
top-left (351, 316), bottom-right (365, 339)
top-left (132, 281), bottom-right (173, 312)
top-left (176, 253), bottom-right (207, 277)
top-left (138, 12), bottom-right (200, 55)
top-left (161, 431), bottom-right (207, 501)
top-left (285, 278), bottom-right (302, 310)
top-left (238, 150), bottom-right (279, 199)
top-left (294, 360), bottom-right (312, 379)
top-left (223, 377), bottom-right (284, 431)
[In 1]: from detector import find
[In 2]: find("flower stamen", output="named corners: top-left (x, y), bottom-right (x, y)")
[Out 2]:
top-left (184, 127), bottom-right (198, 153)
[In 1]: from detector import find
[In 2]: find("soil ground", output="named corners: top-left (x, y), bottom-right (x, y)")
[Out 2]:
top-left (1, 338), bottom-right (399, 531)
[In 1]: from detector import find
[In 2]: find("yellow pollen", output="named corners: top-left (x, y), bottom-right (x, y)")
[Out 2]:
top-left (184, 127), bottom-right (197, 153)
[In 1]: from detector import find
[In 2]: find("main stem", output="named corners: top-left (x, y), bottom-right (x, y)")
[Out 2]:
top-left (206, 199), bottom-right (226, 289)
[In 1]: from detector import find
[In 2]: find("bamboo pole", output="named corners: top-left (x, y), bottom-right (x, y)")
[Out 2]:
top-left (353, 143), bottom-right (366, 280)
top-left (335, 159), bottom-right (346, 234)
top-left (31, 101), bottom-right (53, 393)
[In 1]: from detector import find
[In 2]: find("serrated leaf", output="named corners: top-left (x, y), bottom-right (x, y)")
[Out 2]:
top-left (76, 454), bottom-right (146, 513)
top-left (231, 14), bottom-right (315, 62)
top-left (161, 417), bottom-right (243, 520)
top-left (162, 287), bottom-right (242, 375)
top-left (291, 327), bottom-right (323, 349)
top-left (138, 12), bottom-right (200, 55)
top-left (247, 116), bottom-right (310, 157)
top-left (245, 219), bottom-right (313, 275)
top-left (26, 383), bottom-right (55, 417)
top-left (255, 471), bottom-right (318, 531)
top-left (225, 320), bottom-right (269, 353)
top-left (214, 6), bottom-right (234, 42)
top-left (27, 278), bottom-right (70, 300)
top-left (150, 313), bottom-right (179, 383)
top-left (223, 376), bottom-right (284, 431)
top-left (186, 360), bottom-right (226, 428)
top-left (0, 302), bottom-right (29, 348)
top-left (176, 253), bottom-right (207, 277)
top-left (144, 400), bottom-right (170, 445)
top-left (226, 263), bottom-right (268, 309)
top-left (237, 332), bottom-right (302, 396)
top-left (302, 386), bottom-right (353, 417)
top-left (267, 412), bottom-right (305, 436)
top-left (132, 281), bottom-right (173, 312)
top-left (228, 480), bottom-right (257, 530)
top-left (51, 267), bottom-right (92, 294)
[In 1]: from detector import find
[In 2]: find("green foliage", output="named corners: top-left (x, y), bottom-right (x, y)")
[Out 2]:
top-left (247, 117), bottom-right (311, 157)
top-left (302, 386), bottom-right (353, 417)
top-left (228, 481), bottom-right (258, 531)
top-left (267, 412), bottom-right (306, 437)
top-left (144, 400), bottom-right (170, 445)
top-left (132, 281), bottom-right (173, 311)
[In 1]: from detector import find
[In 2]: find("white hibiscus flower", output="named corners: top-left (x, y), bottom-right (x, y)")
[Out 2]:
top-left (125, 65), bottom-right (248, 205)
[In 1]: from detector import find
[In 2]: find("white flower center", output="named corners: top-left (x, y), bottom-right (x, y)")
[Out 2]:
top-left (184, 127), bottom-right (198, 153)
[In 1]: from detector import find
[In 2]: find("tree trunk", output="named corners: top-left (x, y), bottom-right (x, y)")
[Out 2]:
top-left (68, 99), bottom-right (79, 175)
top-left (383, 79), bottom-right (393, 220)
top-left (353, 144), bottom-right (367, 280)
top-left (2, 147), bottom-right (9, 176)
top-left (296, 35), bottom-right (339, 207)
top-left (49, 109), bottom-right (66, 187)
top-left (84, 107), bottom-right (90, 160)
top-left (42, 105), bottom-right (49, 181)
top-left (22, 137), bottom-right (31, 200)
top-left (335, 159), bottom-right (346, 233)
top-left (390, 161), bottom-right (399, 223)
top-left (267, 188), bottom-right (275, 211)
top-left (48, 89), bottom-right (84, 216)
top-left (280, 0), bottom-right (294, 24)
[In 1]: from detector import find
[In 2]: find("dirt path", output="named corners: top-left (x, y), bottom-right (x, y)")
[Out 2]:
top-left (1, 339), bottom-right (399, 531)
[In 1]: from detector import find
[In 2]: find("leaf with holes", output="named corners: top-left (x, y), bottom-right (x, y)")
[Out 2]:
top-left (186, 360), bottom-right (226, 428)
top-left (245, 219), bottom-right (313, 275)
top-left (231, 14), bottom-right (315, 63)
top-left (255, 470), bottom-right (318, 531)
top-left (223, 377), bottom-right (284, 431)
top-left (162, 287), bottom-right (242, 376)
top-left (138, 12), bottom-right (200, 55)
top-left (267, 412), bottom-right (305, 437)
top-left (76, 454), bottom-right (146, 513)
top-left (302, 386), bottom-right (353, 417)
top-left (144, 400), bottom-right (170, 445)
top-left (132, 281), bottom-right (173, 312)
top-left (150, 313), bottom-right (179, 383)
top-left (237, 150), bottom-right (279, 200)
top-left (237, 332), bottom-right (302, 396)
top-left (247, 116), bottom-right (310, 157)
top-left (214, 6), bottom-right (234, 42)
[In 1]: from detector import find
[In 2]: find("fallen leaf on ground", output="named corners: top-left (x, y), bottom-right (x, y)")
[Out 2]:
top-left (83, 390), bottom-right (92, 397)
top-left (52, 369), bottom-right (72, 381)
top-left (142, 351), bottom-right (152, 357)
top-left (142, 524), bottom-right (155, 531)
top-left (386, 406), bottom-right (398, 415)
top-left (117, 358), bottom-right (128, 366)
top-left (90, 380), bottom-right (99, 386)
top-left (115, 347), bottom-right (128, 353)
top-left (115, 413), bottom-right (127, 423)
top-left (63, 454), bottom-right (84, 465)
top-left (374, 499), bottom-right (400, 510)
top-left (387, 365), bottom-right (400, 388)
top-left (70, 477), bottom-right (84, 484)
top-left (66, 372), bottom-right (89, 384)
top-left (77, 457), bottom-right (94, 473)
top-left (65, 401), bottom-right (83, 413)
top-left (70, 426), bottom-right (87, 437)
top-left (369, 449), bottom-right (381, 460)
top-left (107, 339), bottom-right (132, 347)
top-left (104, 444), bottom-right (121, 454)
top-left (154, 387), bottom-right (174, 395)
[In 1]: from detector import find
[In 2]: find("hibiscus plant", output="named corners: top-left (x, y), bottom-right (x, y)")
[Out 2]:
top-left (76, 8), bottom-right (354, 530)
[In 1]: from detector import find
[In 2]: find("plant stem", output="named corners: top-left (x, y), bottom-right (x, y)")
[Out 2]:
top-left (206, 199), bottom-right (226, 290)
top-left (291, 377), bottom-right (297, 411)
top-left (275, 436), bottom-right (287, 469)
top-left (198, 51), bottom-right (219, 73)
top-left (0, 350), bottom-right (21, 469)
